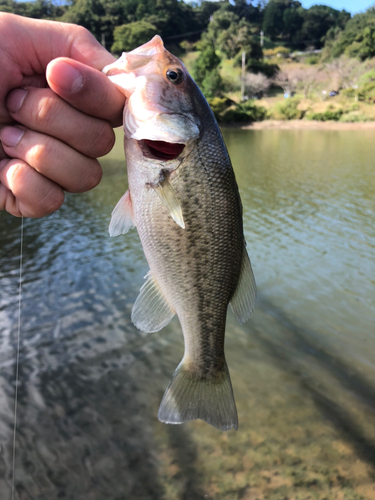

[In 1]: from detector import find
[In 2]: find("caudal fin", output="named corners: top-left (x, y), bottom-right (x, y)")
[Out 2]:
top-left (158, 360), bottom-right (238, 431)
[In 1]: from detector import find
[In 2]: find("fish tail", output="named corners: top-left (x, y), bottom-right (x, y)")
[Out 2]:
top-left (158, 359), bottom-right (238, 431)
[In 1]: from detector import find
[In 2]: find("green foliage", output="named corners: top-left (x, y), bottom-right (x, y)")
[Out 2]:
top-left (239, 58), bottom-right (279, 78)
top-left (306, 109), bottom-right (344, 121)
top-left (58, 0), bottom-right (207, 48)
top-left (264, 46), bottom-right (290, 57)
top-left (298, 5), bottom-right (350, 49)
top-left (193, 42), bottom-right (223, 98)
top-left (0, 0), bottom-right (67, 19)
top-left (357, 81), bottom-right (375, 103)
top-left (207, 97), bottom-right (268, 123)
top-left (339, 112), bottom-right (369, 122)
top-left (323, 8), bottom-right (375, 60)
top-left (341, 88), bottom-right (356, 98)
top-left (305, 55), bottom-right (320, 65)
top-left (239, 100), bottom-right (269, 121)
top-left (111, 21), bottom-right (157, 53)
top-left (262, 0), bottom-right (288, 40)
top-left (274, 98), bottom-right (304, 120)
top-left (357, 26), bottom-right (375, 59)
top-left (262, 1), bottom-right (348, 49)
top-left (207, 97), bottom-right (235, 118)
top-left (200, 9), bottom-right (263, 61)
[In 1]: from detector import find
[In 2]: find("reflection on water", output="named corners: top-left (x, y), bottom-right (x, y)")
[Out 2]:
top-left (0, 128), bottom-right (374, 499)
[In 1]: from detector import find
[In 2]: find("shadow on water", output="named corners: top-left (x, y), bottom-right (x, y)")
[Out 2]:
top-left (166, 425), bottom-right (206, 500)
top-left (255, 294), bottom-right (375, 468)
top-left (9, 356), bottom-right (167, 500)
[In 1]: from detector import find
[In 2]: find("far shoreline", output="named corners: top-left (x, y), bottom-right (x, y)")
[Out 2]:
top-left (221, 120), bottom-right (375, 131)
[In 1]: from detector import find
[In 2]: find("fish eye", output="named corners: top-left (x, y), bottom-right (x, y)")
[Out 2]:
top-left (166, 68), bottom-right (184, 85)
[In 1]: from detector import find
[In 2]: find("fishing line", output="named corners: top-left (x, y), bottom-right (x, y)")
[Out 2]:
top-left (11, 215), bottom-right (23, 500)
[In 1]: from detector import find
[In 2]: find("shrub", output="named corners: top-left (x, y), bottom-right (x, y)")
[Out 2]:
top-left (239, 101), bottom-right (269, 121)
top-left (275, 98), bottom-right (304, 120)
top-left (233, 54), bottom-right (279, 78)
top-left (263, 46), bottom-right (290, 58)
top-left (339, 112), bottom-right (369, 122)
top-left (111, 21), bottom-right (157, 54)
top-left (207, 98), bottom-right (268, 123)
top-left (341, 88), bottom-right (356, 98)
top-left (207, 97), bottom-right (235, 119)
top-left (306, 109), bottom-right (344, 121)
top-left (357, 81), bottom-right (375, 103)
top-left (219, 106), bottom-right (252, 123)
top-left (305, 55), bottom-right (320, 65)
top-left (248, 59), bottom-right (280, 78)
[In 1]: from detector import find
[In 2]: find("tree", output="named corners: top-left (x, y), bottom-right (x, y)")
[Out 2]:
top-left (111, 21), bottom-right (157, 53)
top-left (360, 25), bottom-right (375, 59)
top-left (326, 56), bottom-right (363, 89)
top-left (282, 3), bottom-right (303, 42)
top-left (193, 41), bottom-right (223, 98)
top-left (59, 0), bottom-right (124, 48)
top-left (244, 73), bottom-right (270, 98)
top-left (293, 67), bottom-right (320, 98)
top-left (299, 5), bottom-right (350, 49)
top-left (273, 69), bottom-right (301, 95)
top-left (0, 0), bottom-right (67, 19)
top-left (202, 9), bottom-right (262, 61)
top-left (322, 7), bottom-right (375, 60)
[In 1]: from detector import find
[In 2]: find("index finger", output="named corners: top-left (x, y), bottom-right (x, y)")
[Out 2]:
top-left (46, 58), bottom-right (125, 127)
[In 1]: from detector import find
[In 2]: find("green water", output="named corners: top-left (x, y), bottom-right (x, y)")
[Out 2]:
top-left (0, 128), bottom-right (374, 499)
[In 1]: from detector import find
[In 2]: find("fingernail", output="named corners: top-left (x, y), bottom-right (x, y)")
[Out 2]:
top-left (50, 61), bottom-right (83, 92)
top-left (1, 127), bottom-right (25, 147)
top-left (0, 159), bottom-right (9, 172)
top-left (6, 89), bottom-right (28, 113)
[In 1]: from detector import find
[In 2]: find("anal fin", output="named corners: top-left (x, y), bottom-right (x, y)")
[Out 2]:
top-left (230, 244), bottom-right (257, 324)
top-left (132, 271), bottom-right (175, 333)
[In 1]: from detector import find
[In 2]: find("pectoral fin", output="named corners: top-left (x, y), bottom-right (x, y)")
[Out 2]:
top-left (230, 245), bottom-right (257, 324)
top-left (132, 271), bottom-right (175, 333)
top-left (109, 190), bottom-right (135, 237)
top-left (154, 178), bottom-right (185, 229)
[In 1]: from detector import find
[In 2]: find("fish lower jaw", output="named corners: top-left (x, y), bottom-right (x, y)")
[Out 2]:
top-left (137, 139), bottom-right (185, 161)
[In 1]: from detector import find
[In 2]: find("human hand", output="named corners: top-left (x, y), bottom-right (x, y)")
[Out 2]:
top-left (0, 13), bottom-right (125, 218)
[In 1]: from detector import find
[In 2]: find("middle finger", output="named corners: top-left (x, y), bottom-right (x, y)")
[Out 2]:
top-left (6, 87), bottom-right (115, 158)
top-left (0, 125), bottom-right (103, 192)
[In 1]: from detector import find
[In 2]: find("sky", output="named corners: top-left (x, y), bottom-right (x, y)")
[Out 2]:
top-left (299, 0), bottom-right (374, 15)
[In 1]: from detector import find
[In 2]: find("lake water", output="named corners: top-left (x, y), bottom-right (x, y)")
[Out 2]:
top-left (0, 128), bottom-right (374, 499)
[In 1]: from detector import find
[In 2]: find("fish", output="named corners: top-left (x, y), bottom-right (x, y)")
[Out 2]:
top-left (103, 36), bottom-right (256, 431)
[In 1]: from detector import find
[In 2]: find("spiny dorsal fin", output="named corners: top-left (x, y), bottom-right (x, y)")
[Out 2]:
top-left (230, 245), bottom-right (257, 324)
top-left (131, 271), bottom-right (175, 333)
top-left (109, 190), bottom-right (135, 237)
top-left (154, 178), bottom-right (185, 229)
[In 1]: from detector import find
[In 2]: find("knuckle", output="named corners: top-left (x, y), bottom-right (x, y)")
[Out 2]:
top-left (35, 94), bottom-right (55, 124)
top-left (36, 186), bottom-right (64, 217)
top-left (85, 123), bottom-right (115, 158)
top-left (28, 135), bottom-right (54, 166)
top-left (6, 162), bottom-right (25, 190)
top-left (79, 160), bottom-right (102, 192)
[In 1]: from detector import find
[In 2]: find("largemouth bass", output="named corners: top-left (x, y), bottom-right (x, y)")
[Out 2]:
top-left (103, 36), bottom-right (256, 431)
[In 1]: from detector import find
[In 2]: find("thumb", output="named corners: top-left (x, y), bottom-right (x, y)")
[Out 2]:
top-left (46, 58), bottom-right (124, 127)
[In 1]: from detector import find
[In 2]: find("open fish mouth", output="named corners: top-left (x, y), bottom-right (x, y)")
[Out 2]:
top-left (138, 139), bottom-right (185, 160)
